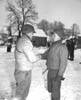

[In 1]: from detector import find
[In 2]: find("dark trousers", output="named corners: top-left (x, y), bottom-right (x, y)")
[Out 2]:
top-left (47, 69), bottom-right (61, 100)
top-left (7, 45), bottom-right (12, 52)
top-left (69, 49), bottom-right (74, 60)
top-left (14, 70), bottom-right (31, 100)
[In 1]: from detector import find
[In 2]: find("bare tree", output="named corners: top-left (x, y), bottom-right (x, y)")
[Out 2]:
top-left (53, 21), bottom-right (65, 39)
top-left (53, 21), bottom-right (64, 31)
top-left (6, 0), bottom-right (38, 37)
top-left (37, 19), bottom-right (50, 35)
top-left (49, 23), bottom-right (54, 32)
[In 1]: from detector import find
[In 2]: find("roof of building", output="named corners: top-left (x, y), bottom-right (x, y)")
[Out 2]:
top-left (33, 29), bottom-right (47, 37)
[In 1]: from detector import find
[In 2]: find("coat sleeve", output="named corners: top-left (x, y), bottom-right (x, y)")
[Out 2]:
top-left (58, 45), bottom-right (68, 76)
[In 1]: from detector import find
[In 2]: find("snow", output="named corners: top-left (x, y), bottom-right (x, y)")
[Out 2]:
top-left (0, 46), bottom-right (81, 100)
top-left (61, 49), bottom-right (81, 100)
top-left (27, 63), bottom-right (50, 100)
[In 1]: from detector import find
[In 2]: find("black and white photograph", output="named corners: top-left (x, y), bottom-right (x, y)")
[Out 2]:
top-left (0, 0), bottom-right (81, 100)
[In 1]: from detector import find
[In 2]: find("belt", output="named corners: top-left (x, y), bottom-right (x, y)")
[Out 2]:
top-left (15, 70), bottom-right (31, 75)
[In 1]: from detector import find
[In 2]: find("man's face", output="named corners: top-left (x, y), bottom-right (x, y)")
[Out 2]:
top-left (27, 32), bottom-right (34, 39)
top-left (50, 34), bottom-right (55, 43)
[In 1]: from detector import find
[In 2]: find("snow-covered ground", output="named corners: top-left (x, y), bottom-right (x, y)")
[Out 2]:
top-left (61, 49), bottom-right (81, 100)
top-left (0, 46), bottom-right (81, 100)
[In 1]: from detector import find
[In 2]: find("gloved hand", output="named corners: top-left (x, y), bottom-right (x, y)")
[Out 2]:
top-left (57, 76), bottom-right (65, 81)
top-left (61, 77), bottom-right (65, 80)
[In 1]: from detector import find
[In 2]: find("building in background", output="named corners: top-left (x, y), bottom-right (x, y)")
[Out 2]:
top-left (32, 29), bottom-right (47, 47)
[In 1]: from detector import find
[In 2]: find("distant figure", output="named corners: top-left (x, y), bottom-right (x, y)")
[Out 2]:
top-left (7, 36), bottom-right (12, 52)
top-left (66, 39), bottom-right (71, 59)
top-left (41, 33), bottom-right (68, 100)
top-left (66, 38), bottom-right (76, 61)
top-left (14, 24), bottom-right (41, 100)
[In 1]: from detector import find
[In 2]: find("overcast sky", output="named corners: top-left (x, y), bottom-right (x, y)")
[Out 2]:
top-left (33, 0), bottom-right (81, 30)
top-left (0, 0), bottom-right (81, 31)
